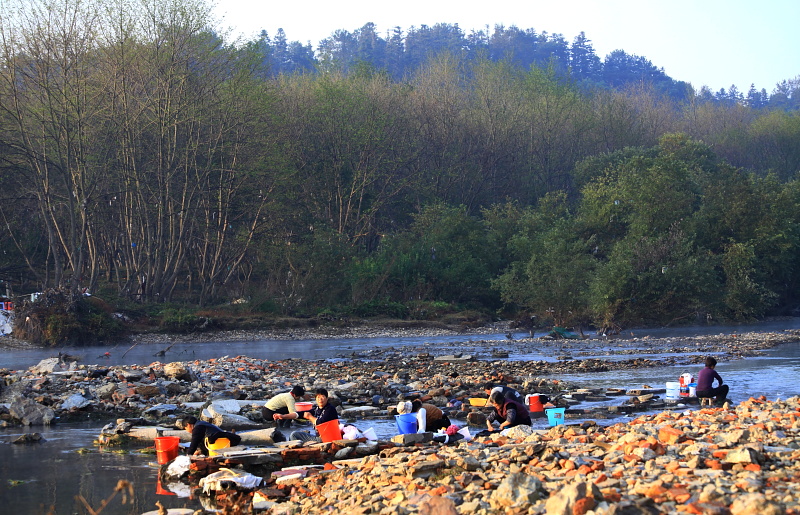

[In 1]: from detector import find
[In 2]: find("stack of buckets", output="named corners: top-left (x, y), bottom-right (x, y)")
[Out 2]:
top-left (666, 373), bottom-right (696, 399)
top-left (154, 436), bottom-right (180, 464)
top-left (679, 372), bottom-right (694, 397)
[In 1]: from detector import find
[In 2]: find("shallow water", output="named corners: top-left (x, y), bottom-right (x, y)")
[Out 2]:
top-left (1, 319), bottom-right (799, 514)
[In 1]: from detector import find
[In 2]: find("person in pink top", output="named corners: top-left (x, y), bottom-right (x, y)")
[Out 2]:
top-left (696, 356), bottom-right (729, 406)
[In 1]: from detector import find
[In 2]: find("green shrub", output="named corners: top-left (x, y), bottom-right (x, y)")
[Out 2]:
top-left (352, 300), bottom-right (409, 319)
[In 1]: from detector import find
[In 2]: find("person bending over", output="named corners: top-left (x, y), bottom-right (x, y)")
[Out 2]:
top-left (696, 356), bottom-right (729, 406)
top-left (262, 385), bottom-right (305, 427)
top-left (397, 399), bottom-right (451, 433)
top-left (483, 382), bottom-right (524, 404)
top-left (486, 390), bottom-right (531, 431)
top-left (182, 416), bottom-right (241, 456)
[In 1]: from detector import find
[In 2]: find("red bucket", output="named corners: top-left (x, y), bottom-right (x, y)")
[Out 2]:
top-left (154, 436), bottom-right (180, 464)
top-left (527, 394), bottom-right (544, 413)
top-left (316, 419), bottom-right (342, 443)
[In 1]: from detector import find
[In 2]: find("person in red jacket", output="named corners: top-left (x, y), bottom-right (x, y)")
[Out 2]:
top-left (696, 356), bottom-right (729, 406)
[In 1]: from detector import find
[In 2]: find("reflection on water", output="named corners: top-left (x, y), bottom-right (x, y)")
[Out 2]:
top-left (0, 423), bottom-right (202, 514)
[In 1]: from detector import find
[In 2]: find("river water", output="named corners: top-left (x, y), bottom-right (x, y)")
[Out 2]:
top-left (1, 319), bottom-right (799, 514)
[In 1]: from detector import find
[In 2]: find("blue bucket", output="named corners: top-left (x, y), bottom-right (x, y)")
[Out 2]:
top-left (545, 407), bottom-right (565, 427)
top-left (395, 413), bottom-right (418, 434)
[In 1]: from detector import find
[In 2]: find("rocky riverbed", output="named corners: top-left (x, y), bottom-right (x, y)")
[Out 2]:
top-left (1, 327), bottom-right (799, 514)
top-left (252, 396), bottom-right (800, 515)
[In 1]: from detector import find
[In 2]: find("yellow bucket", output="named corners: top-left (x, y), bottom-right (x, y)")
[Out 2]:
top-left (206, 437), bottom-right (231, 456)
top-left (468, 398), bottom-right (487, 407)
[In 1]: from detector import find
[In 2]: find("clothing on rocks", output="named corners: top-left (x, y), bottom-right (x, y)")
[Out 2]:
top-left (289, 430), bottom-right (320, 443)
top-left (188, 420), bottom-right (241, 456)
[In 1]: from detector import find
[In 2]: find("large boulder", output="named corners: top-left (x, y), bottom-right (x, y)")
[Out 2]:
top-left (163, 362), bottom-right (194, 381)
top-left (543, 480), bottom-right (603, 515)
top-left (490, 472), bottom-right (544, 509)
top-left (61, 393), bottom-right (92, 410)
top-left (9, 396), bottom-right (55, 426)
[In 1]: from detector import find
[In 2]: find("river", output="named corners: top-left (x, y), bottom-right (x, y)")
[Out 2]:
top-left (1, 319), bottom-right (799, 514)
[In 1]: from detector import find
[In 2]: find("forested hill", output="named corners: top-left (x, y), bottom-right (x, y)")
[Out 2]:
top-left (261, 22), bottom-right (797, 110)
top-left (0, 0), bottom-right (799, 343)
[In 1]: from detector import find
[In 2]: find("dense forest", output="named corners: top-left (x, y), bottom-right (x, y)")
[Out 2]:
top-left (0, 0), bottom-right (798, 337)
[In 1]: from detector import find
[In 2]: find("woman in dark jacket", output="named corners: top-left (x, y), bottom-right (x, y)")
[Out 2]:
top-left (486, 391), bottom-right (531, 431)
top-left (182, 416), bottom-right (241, 456)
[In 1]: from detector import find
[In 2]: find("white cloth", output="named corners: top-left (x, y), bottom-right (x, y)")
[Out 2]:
top-left (199, 468), bottom-right (263, 494)
top-left (416, 408), bottom-right (427, 433)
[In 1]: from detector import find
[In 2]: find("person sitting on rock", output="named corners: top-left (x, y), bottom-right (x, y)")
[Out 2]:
top-left (182, 416), bottom-right (241, 456)
top-left (290, 388), bottom-right (339, 442)
top-left (484, 381), bottom-right (524, 404)
top-left (262, 385), bottom-right (305, 428)
top-left (696, 356), bottom-right (729, 406)
top-left (396, 399), bottom-right (451, 433)
top-left (486, 390), bottom-right (531, 431)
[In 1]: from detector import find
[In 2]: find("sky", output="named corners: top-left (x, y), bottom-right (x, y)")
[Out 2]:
top-left (212, 0), bottom-right (799, 94)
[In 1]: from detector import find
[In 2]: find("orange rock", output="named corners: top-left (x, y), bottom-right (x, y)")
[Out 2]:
top-left (668, 486), bottom-right (692, 503)
top-left (646, 484), bottom-right (668, 499)
top-left (744, 463), bottom-right (762, 472)
top-left (429, 485), bottom-right (449, 496)
top-left (572, 496), bottom-right (596, 515)
top-left (658, 426), bottom-right (685, 444)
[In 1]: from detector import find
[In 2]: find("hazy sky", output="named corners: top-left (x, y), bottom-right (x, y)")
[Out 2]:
top-left (213, 0), bottom-right (799, 94)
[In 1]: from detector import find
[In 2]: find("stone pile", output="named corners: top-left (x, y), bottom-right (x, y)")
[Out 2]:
top-left (0, 354), bottom-right (573, 429)
top-left (254, 396), bottom-right (800, 514)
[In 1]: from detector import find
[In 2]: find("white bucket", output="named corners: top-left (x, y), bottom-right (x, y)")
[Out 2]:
top-left (665, 381), bottom-right (680, 399)
top-left (362, 427), bottom-right (377, 441)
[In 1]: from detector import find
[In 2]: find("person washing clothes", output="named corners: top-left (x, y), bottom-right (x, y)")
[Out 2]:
top-left (483, 382), bottom-right (524, 404)
top-left (696, 356), bottom-right (729, 406)
top-left (396, 399), bottom-right (451, 433)
top-left (182, 416), bottom-right (241, 456)
top-left (486, 390), bottom-right (531, 431)
top-left (262, 385), bottom-right (305, 427)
